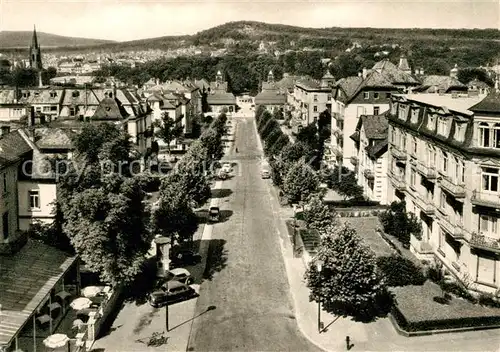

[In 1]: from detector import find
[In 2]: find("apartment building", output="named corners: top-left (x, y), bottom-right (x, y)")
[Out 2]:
top-left (255, 71), bottom-right (287, 112)
top-left (350, 114), bottom-right (389, 204)
top-left (330, 56), bottom-right (418, 171)
top-left (290, 72), bottom-right (335, 126)
top-left (387, 91), bottom-right (500, 294)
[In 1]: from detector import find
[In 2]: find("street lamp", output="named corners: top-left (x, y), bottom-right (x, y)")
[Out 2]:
top-left (316, 259), bottom-right (324, 334)
top-left (154, 236), bottom-right (171, 332)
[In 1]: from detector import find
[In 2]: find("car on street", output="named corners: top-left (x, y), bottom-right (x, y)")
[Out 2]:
top-left (148, 280), bottom-right (196, 308)
top-left (157, 268), bottom-right (194, 285)
top-left (261, 168), bottom-right (271, 179)
top-left (217, 169), bottom-right (228, 180)
top-left (221, 163), bottom-right (232, 173)
top-left (209, 206), bottom-right (220, 222)
top-left (169, 249), bottom-right (202, 267)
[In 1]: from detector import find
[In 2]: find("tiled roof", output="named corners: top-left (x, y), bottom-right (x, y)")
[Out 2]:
top-left (20, 88), bottom-right (64, 105)
top-left (207, 92), bottom-right (236, 105)
top-left (397, 93), bottom-right (484, 115)
top-left (194, 79), bottom-right (210, 91)
top-left (210, 81), bottom-right (228, 92)
top-left (0, 89), bottom-right (19, 105)
top-left (61, 88), bottom-right (100, 106)
top-left (254, 91), bottom-right (287, 105)
top-left (0, 130), bottom-right (32, 168)
top-left (0, 240), bottom-right (76, 347)
top-left (366, 140), bottom-right (388, 159)
top-left (360, 114), bottom-right (389, 139)
top-left (296, 77), bottom-right (322, 90)
top-left (371, 59), bottom-right (418, 84)
top-left (336, 76), bottom-right (363, 101)
top-left (469, 91), bottom-right (500, 113)
top-left (92, 97), bottom-right (129, 120)
top-left (261, 82), bottom-right (279, 91)
top-left (416, 75), bottom-right (466, 93)
top-left (34, 127), bottom-right (75, 149)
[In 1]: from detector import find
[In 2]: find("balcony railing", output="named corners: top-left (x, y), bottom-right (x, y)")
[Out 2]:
top-left (470, 233), bottom-right (500, 253)
top-left (439, 215), bottom-right (465, 240)
top-left (413, 194), bottom-right (435, 215)
top-left (390, 143), bottom-right (407, 161)
top-left (471, 190), bottom-right (500, 208)
top-left (364, 169), bottom-right (375, 180)
top-left (389, 171), bottom-right (406, 192)
top-left (439, 177), bottom-right (466, 198)
top-left (350, 155), bottom-right (358, 165)
top-left (416, 161), bottom-right (437, 180)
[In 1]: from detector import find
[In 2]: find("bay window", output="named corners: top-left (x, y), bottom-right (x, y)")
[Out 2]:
top-left (482, 167), bottom-right (499, 192)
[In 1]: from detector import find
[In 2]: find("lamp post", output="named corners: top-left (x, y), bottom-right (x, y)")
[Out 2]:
top-left (316, 259), bottom-right (324, 333)
top-left (154, 236), bottom-right (171, 332)
top-left (292, 204), bottom-right (297, 253)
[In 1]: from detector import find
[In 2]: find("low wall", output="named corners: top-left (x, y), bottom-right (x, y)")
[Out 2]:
top-left (335, 208), bottom-right (386, 217)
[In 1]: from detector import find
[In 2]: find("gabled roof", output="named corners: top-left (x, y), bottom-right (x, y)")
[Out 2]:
top-left (372, 59), bottom-right (418, 84)
top-left (0, 89), bottom-right (20, 105)
top-left (254, 91), bottom-right (287, 105)
top-left (207, 92), bottom-right (236, 105)
top-left (336, 76), bottom-right (363, 102)
top-left (469, 91), bottom-right (500, 113)
top-left (346, 71), bottom-right (396, 104)
top-left (33, 127), bottom-right (75, 149)
top-left (21, 88), bottom-right (65, 105)
top-left (296, 77), bottom-right (323, 90)
top-left (0, 129), bottom-right (32, 168)
top-left (359, 114), bottom-right (389, 139)
top-left (61, 88), bottom-right (100, 106)
top-left (92, 97), bottom-right (129, 120)
top-left (416, 75), bottom-right (466, 93)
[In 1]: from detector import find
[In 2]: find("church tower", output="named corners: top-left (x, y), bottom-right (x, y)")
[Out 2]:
top-left (29, 26), bottom-right (43, 70)
top-left (267, 70), bottom-right (274, 83)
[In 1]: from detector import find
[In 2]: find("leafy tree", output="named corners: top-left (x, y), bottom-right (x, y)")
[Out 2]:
top-left (267, 133), bottom-right (290, 157)
top-left (376, 255), bottom-right (426, 287)
top-left (305, 224), bottom-right (387, 320)
top-left (255, 105), bottom-right (266, 121)
top-left (379, 201), bottom-right (422, 248)
top-left (62, 177), bottom-right (150, 286)
top-left (200, 127), bottom-right (224, 161)
top-left (153, 112), bottom-right (184, 154)
top-left (165, 164), bottom-right (211, 208)
top-left (302, 194), bottom-right (337, 235)
top-left (269, 158), bottom-right (285, 187)
top-left (282, 160), bottom-right (319, 204)
top-left (281, 141), bottom-right (316, 166)
top-left (273, 108), bottom-right (284, 120)
top-left (457, 68), bottom-right (493, 86)
top-left (152, 178), bottom-right (199, 244)
top-left (323, 166), bottom-right (363, 200)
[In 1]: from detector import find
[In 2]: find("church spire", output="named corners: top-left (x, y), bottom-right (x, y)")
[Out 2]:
top-left (31, 25), bottom-right (39, 48)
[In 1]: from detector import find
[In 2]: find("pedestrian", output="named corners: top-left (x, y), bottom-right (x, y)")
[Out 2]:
top-left (346, 336), bottom-right (351, 350)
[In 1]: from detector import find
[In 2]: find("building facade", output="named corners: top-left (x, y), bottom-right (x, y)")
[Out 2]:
top-left (387, 91), bottom-right (500, 294)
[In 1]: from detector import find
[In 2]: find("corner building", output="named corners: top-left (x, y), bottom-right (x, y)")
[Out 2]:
top-left (387, 92), bottom-right (500, 294)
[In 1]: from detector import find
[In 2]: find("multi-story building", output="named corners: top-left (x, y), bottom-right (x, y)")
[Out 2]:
top-left (290, 72), bottom-right (335, 126)
top-left (255, 71), bottom-right (287, 113)
top-left (330, 56), bottom-right (418, 170)
top-left (19, 88), bottom-right (64, 121)
top-left (387, 91), bottom-right (500, 294)
top-left (0, 89), bottom-right (29, 131)
top-left (350, 114), bottom-right (389, 204)
top-left (206, 71), bottom-right (236, 115)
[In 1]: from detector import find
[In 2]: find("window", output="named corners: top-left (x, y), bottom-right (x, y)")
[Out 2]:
top-left (455, 122), bottom-right (466, 142)
top-left (29, 190), bottom-right (40, 210)
top-left (478, 122), bottom-right (500, 148)
top-left (440, 191), bottom-right (447, 210)
top-left (482, 167), bottom-right (499, 192)
top-left (412, 137), bottom-right (417, 155)
top-left (390, 127), bottom-right (395, 144)
top-left (364, 92), bottom-right (369, 99)
top-left (398, 105), bottom-right (406, 120)
top-left (50, 91), bottom-right (57, 98)
top-left (453, 157), bottom-right (459, 183)
top-left (2, 211), bottom-right (8, 240)
top-left (438, 117), bottom-right (448, 136)
top-left (441, 151), bottom-right (448, 174)
top-left (373, 106), bottom-right (380, 115)
top-left (410, 168), bottom-right (416, 188)
top-left (410, 108), bottom-right (419, 124)
top-left (477, 254), bottom-right (497, 285)
top-left (480, 215), bottom-right (498, 236)
top-left (313, 105), bottom-right (318, 112)
top-left (390, 102), bottom-right (397, 115)
top-left (35, 107), bottom-right (41, 112)
top-left (460, 161), bottom-right (465, 183)
top-left (401, 132), bottom-right (406, 150)
top-left (438, 229), bottom-right (445, 250)
top-left (72, 91), bottom-right (80, 98)
top-left (374, 92), bottom-right (379, 100)
top-left (313, 94), bottom-right (318, 102)
top-left (2, 173), bottom-right (6, 193)
top-left (386, 92), bottom-right (391, 98)
top-left (69, 107), bottom-right (76, 116)
top-left (51, 106), bottom-right (57, 111)
top-left (427, 114), bottom-right (436, 130)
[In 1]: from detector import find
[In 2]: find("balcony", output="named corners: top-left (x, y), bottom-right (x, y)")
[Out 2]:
top-left (413, 194), bottom-right (435, 215)
top-left (364, 169), bottom-right (375, 180)
top-left (439, 177), bottom-right (466, 199)
top-left (470, 233), bottom-right (500, 253)
top-left (390, 144), bottom-right (407, 161)
top-left (350, 155), bottom-right (358, 165)
top-left (416, 161), bottom-right (437, 180)
top-left (389, 171), bottom-right (407, 192)
top-left (471, 190), bottom-right (500, 209)
top-left (439, 215), bottom-right (465, 240)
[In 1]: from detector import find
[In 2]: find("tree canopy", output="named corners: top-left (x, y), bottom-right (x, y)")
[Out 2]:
top-left (282, 159), bottom-right (319, 204)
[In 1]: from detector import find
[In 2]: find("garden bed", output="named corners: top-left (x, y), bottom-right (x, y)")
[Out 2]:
top-left (338, 217), bottom-right (394, 257)
top-left (391, 281), bottom-right (500, 333)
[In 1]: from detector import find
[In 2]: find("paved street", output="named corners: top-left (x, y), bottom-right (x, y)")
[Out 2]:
top-left (186, 114), bottom-right (321, 351)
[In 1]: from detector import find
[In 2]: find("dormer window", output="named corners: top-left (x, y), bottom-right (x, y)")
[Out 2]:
top-left (427, 114), bottom-right (436, 130)
top-left (454, 122), bottom-right (466, 142)
top-left (398, 105), bottom-right (406, 120)
top-left (479, 122), bottom-right (500, 148)
top-left (373, 92), bottom-right (379, 100)
top-left (410, 108), bottom-right (419, 124)
top-left (390, 102), bottom-right (397, 115)
top-left (22, 91), bottom-right (30, 98)
top-left (364, 92), bottom-right (369, 99)
top-left (34, 91), bottom-right (40, 97)
top-left (72, 91), bottom-right (80, 98)
top-left (437, 116), bottom-right (449, 136)
top-left (50, 91), bottom-right (57, 98)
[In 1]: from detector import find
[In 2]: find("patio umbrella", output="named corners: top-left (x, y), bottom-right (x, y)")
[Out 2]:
top-left (70, 297), bottom-right (92, 310)
top-left (82, 286), bottom-right (102, 298)
top-left (43, 334), bottom-right (69, 349)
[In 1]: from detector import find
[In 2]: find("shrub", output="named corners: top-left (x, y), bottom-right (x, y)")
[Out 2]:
top-left (427, 266), bottom-right (443, 283)
top-left (439, 281), bottom-right (477, 303)
top-left (379, 201), bottom-right (422, 248)
top-left (135, 172), bottom-right (161, 192)
top-left (478, 293), bottom-right (500, 308)
top-left (377, 255), bottom-right (426, 287)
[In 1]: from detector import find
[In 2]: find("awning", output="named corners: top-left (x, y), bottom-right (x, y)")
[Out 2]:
top-left (0, 240), bottom-right (77, 348)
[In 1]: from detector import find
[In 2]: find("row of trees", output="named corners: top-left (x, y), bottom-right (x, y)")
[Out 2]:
top-left (32, 114), bottom-right (227, 286)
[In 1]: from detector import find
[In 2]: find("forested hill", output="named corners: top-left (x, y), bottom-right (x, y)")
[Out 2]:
top-left (0, 31), bottom-right (115, 48)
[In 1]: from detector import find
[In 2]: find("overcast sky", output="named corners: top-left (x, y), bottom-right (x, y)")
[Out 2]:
top-left (1, 0), bottom-right (498, 41)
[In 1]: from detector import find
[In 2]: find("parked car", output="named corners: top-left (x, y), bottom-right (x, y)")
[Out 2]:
top-left (217, 169), bottom-right (228, 180)
top-left (149, 281), bottom-right (196, 308)
top-left (157, 268), bottom-right (194, 286)
top-left (169, 249), bottom-right (202, 267)
top-left (261, 169), bottom-right (271, 179)
top-left (221, 163), bottom-right (232, 173)
top-left (209, 206), bottom-right (220, 222)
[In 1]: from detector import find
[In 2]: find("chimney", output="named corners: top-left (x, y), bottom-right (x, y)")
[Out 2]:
top-left (362, 68), bottom-right (368, 79)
